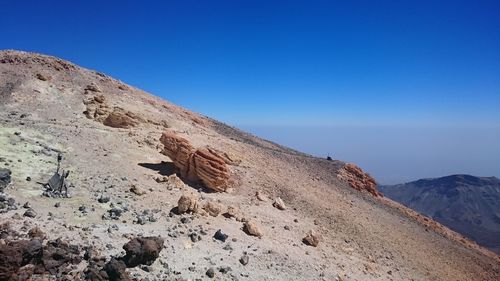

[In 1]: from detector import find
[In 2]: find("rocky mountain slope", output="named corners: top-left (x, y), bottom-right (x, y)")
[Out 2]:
top-left (0, 50), bottom-right (499, 280)
top-left (379, 174), bottom-right (500, 254)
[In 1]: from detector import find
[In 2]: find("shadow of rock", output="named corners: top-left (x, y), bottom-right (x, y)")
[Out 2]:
top-left (138, 161), bottom-right (176, 176)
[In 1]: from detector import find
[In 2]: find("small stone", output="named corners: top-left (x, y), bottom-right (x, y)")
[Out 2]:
top-left (272, 197), bottom-right (286, 210)
top-left (23, 208), bottom-right (37, 218)
top-left (239, 255), bottom-right (249, 265)
top-left (243, 220), bottom-right (263, 237)
top-left (25, 176), bottom-right (31, 182)
top-left (206, 267), bottom-right (215, 278)
top-left (177, 194), bottom-right (198, 214)
top-left (130, 185), bottom-right (146, 195)
top-left (189, 233), bottom-right (201, 243)
top-left (78, 205), bottom-right (88, 213)
top-left (303, 230), bottom-right (321, 247)
top-left (23, 202), bottom-right (31, 209)
top-left (284, 225), bottom-right (291, 230)
top-left (54, 202), bottom-right (61, 208)
top-left (219, 266), bottom-right (232, 274)
top-left (98, 195), bottom-right (110, 203)
top-left (213, 229), bottom-right (228, 242)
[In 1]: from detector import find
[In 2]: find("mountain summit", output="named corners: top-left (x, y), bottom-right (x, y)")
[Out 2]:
top-left (0, 50), bottom-right (499, 280)
top-left (380, 174), bottom-right (500, 254)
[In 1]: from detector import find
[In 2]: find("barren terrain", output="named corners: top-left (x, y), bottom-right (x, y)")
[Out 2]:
top-left (0, 50), bottom-right (499, 281)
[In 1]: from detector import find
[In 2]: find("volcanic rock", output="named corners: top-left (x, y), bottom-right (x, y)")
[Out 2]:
top-left (213, 229), bottom-right (228, 242)
top-left (122, 237), bottom-right (164, 268)
top-left (103, 258), bottom-right (131, 281)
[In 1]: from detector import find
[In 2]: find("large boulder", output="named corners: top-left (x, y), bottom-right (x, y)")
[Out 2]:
top-left (160, 131), bottom-right (231, 192)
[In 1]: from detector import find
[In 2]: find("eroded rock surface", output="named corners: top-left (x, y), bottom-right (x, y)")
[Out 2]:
top-left (83, 96), bottom-right (141, 129)
top-left (160, 131), bottom-right (231, 192)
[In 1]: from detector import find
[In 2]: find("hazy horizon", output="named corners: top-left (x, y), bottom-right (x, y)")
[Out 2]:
top-left (239, 124), bottom-right (500, 185)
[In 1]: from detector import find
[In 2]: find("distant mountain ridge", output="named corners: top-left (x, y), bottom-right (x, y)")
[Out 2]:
top-left (380, 174), bottom-right (500, 254)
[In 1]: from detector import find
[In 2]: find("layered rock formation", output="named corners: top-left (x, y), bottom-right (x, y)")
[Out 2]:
top-left (83, 95), bottom-right (141, 129)
top-left (337, 163), bottom-right (381, 197)
top-left (160, 131), bottom-right (231, 192)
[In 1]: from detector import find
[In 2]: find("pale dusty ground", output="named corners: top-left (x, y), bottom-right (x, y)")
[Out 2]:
top-left (0, 50), bottom-right (499, 281)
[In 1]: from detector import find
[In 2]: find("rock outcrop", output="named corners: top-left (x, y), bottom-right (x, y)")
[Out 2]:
top-left (160, 131), bottom-right (231, 192)
top-left (337, 163), bottom-right (381, 197)
top-left (83, 96), bottom-right (141, 129)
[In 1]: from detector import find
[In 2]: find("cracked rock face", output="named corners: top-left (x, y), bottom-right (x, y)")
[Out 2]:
top-left (160, 131), bottom-right (231, 192)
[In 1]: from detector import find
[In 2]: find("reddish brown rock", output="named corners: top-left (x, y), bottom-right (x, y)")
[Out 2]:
top-left (160, 131), bottom-right (232, 192)
top-left (337, 163), bottom-right (381, 197)
top-left (160, 131), bottom-right (196, 180)
top-left (191, 148), bottom-right (231, 192)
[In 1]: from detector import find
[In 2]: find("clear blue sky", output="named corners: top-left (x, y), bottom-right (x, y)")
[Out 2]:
top-left (1, 0), bottom-right (499, 183)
